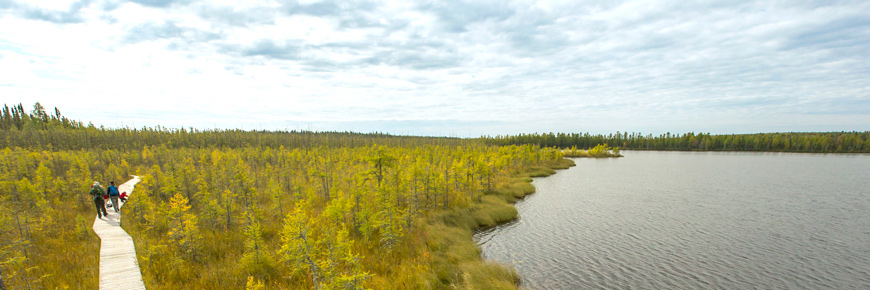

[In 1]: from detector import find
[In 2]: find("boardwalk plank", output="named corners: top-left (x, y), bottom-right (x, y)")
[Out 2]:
top-left (92, 176), bottom-right (147, 290)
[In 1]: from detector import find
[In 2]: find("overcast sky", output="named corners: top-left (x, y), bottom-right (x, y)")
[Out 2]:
top-left (1, 0), bottom-right (868, 136)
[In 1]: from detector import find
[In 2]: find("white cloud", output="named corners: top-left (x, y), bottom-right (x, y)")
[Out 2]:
top-left (1, 0), bottom-right (868, 135)
top-left (26, 0), bottom-right (77, 11)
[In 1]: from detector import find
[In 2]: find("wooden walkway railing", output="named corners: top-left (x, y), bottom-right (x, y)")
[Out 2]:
top-left (91, 176), bottom-right (146, 290)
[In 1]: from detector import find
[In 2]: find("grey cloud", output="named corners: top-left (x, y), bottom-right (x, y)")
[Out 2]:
top-left (124, 21), bottom-right (222, 44)
top-left (781, 15), bottom-right (870, 51)
top-left (22, 8), bottom-right (83, 23)
top-left (238, 40), bottom-right (300, 60)
top-left (694, 96), bottom-right (792, 113)
top-left (360, 45), bottom-right (462, 70)
top-left (0, 0), bottom-right (14, 9)
top-left (193, 1), bottom-right (392, 31)
top-left (506, 26), bottom-right (569, 56)
top-left (100, 0), bottom-right (122, 11)
top-left (318, 106), bottom-right (411, 118)
top-left (298, 59), bottom-right (341, 72)
top-left (790, 95), bottom-right (870, 115)
top-left (180, 1), bottom-right (472, 71)
top-left (788, 0), bottom-right (869, 9)
top-left (337, 12), bottom-right (399, 30)
top-left (286, 33), bottom-right (460, 71)
top-left (0, 0), bottom-right (91, 23)
top-left (484, 1), bottom-right (869, 103)
top-left (196, 6), bottom-right (276, 27)
top-left (280, 0), bottom-right (390, 29)
top-left (277, 0), bottom-right (342, 16)
top-left (128, 0), bottom-right (190, 8)
top-left (499, 4), bottom-right (691, 58)
top-left (419, 0), bottom-right (514, 33)
top-left (290, 1), bottom-right (339, 16)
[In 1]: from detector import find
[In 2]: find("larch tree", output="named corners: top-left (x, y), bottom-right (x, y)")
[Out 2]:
top-left (279, 206), bottom-right (323, 289)
top-left (166, 193), bottom-right (202, 264)
top-left (241, 212), bottom-right (274, 277)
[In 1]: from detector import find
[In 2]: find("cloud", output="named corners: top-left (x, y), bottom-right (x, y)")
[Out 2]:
top-left (124, 21), bottom-right (222, 44)
top-left (195, 5), bottom-right (276, 27)
top-left (280, 0), bottom-right (341, 16)
top-left (419, 0), bottom-right (514, 33)
top-left (2, 0), bottom-right (869, 135)
top-left (0, 0), bottom-right (14, 9)
top-left (361, 48), bottom-right (462, 70)
top-left (129, 0), bottom-right (190, 8)
top-left (782, 15), bottom-right (870, 52)
top-left (0, 0), bottom-right (91, 23)
top-left (235, 39), bottom-right (301, 60)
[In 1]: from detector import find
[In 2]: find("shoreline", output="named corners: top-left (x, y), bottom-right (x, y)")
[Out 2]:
top-left (424, 157), bottom-right (577, 289)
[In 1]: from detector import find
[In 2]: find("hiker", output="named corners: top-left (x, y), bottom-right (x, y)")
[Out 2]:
top-left (119, 191), bottom-right (129, 203)
top-left (89, 181), bottom-right (109, 218)
top-left (107, 181), bottom-right (120, 212)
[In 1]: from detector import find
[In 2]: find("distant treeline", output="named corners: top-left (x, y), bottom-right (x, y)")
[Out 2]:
top-left (484, 131), bottom-right (870, 153)
top-left (1, 102), bottom-right (85, 131)
top-left (1, 102), bottom-right (468, 151)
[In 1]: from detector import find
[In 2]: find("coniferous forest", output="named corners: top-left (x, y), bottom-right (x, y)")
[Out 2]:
top-left (485, 131), bottom-right (870, 153)
top-left (1, 102), bottom-right (863, 289)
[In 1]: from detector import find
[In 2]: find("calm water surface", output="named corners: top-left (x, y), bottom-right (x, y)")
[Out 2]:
top-left (475, 151), bottom-right (870, 289)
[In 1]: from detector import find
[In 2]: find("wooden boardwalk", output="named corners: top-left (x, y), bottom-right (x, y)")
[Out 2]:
top-left (91, 176), bottom-right (147, 290)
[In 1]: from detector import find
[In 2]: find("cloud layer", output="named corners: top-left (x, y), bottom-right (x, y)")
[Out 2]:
top-left (1, 0), bottom-right (868, 135)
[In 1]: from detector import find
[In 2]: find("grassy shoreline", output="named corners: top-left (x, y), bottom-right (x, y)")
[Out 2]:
top-left (423, 158), bottom-right (577, 289)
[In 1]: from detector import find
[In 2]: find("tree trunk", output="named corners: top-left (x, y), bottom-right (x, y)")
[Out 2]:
top-left (300, 230), bottom-right (321, 290)
top-left (424, 173), bottom-right (431, 210)
top-left (353, 193), bottom-right (360, 233)
top-left (225, 194), bottom-right (232, 229)
top-left (443, 165), bottom-right (449, 209)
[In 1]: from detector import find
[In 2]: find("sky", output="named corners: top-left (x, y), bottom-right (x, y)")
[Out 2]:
top-left (1, 0), bottom-right (868, 137)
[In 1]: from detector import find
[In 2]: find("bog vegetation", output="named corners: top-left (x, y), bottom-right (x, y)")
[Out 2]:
top-left (1, 103), bottom-right (577, 289)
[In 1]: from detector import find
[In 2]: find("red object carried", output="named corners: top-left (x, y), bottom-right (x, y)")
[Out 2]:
top-left (103, 195), bottom-right (109, 199)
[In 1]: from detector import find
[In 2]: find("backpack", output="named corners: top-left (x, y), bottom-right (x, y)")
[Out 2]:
top-left (90, 186), bottom-right (104, 200)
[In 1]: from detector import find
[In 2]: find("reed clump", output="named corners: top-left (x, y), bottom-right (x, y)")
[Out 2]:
top-left (548, 158), bottom-right (576, 169)
top-left (458, 260), bottom-right (521, 290)
top-left (527, 166), bottom-right (557, 177)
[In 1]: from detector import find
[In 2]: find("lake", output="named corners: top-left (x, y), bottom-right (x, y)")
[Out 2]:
top-left (475, 151), bottom-right (870, 289)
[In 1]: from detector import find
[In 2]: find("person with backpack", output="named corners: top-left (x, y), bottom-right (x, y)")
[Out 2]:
top-left (107, 181), bottom-right (121, 213)
top-left (89, 181), bottom-right (109, 218)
